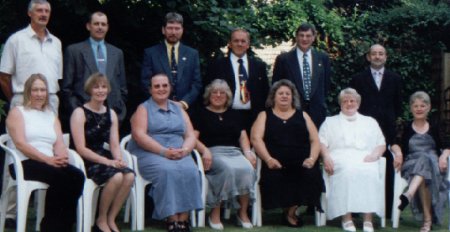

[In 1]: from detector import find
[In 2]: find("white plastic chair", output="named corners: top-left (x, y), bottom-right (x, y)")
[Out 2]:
top-left (318, 157), bottom-right (387, 228)
top-left (391, 161), bottom-right (408, 228)
top-left (0, 134), bottom-right (83, 232)
top-left (120, 134), bottom-right (207, 230)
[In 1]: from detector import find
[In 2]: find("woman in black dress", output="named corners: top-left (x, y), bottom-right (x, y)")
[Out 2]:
top-left (251, 79), bottom-right (323, 227)
top-left (71, 73), bottom-right (135, 232)
top-left (391, 91), bottom-right (449, 232)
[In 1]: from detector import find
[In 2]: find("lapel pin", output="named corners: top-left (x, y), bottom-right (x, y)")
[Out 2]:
top-left (182, 57), bottom-right (187, 61)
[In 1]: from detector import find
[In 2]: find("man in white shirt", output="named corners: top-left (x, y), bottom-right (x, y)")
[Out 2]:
top-left (0, 0), bottom-right (62, 113)
top-left (0, 0), bottom-right (62, 227)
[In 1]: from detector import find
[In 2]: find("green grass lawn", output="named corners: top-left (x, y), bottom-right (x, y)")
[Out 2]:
top-left (7, 205), bottom-right (448, 231)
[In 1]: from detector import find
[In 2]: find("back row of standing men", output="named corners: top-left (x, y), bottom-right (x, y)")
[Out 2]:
top-left (0, 0), bottom-right (401, 223)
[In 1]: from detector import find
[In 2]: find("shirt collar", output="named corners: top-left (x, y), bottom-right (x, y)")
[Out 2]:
top-left (165, 40), bottom-right (180, 50)
top-left (25, 24), bottom-right (53, 42)
top-left (370, 67), bottom-right (385, 75)
top-left (230, 52), bottom-right (248, 63)
top-left (89, 37), bottom-right (105, 46)
top-left (149, 97), bottom-right (177, 113)
top-left (296, 47), bottom-right (311, 57)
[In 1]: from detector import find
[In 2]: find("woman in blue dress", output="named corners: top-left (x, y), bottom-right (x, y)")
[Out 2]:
top-left (127, 73), bottom-right (202, 232)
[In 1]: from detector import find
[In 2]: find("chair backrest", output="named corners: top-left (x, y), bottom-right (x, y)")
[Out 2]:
top-left (0, 134), bottom-right (26, 185)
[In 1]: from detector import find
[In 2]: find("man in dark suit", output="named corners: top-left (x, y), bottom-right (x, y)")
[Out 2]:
top-left (205, 28), bottom-right (269, 132)
top-left (272, 23), bottom-right (331, 128)
top-left (141, 12), bottom-right (202, 111)
top-left (61, 11), bottom-right (127, 127)
top-left (350, 44), bottom-right (402, 219)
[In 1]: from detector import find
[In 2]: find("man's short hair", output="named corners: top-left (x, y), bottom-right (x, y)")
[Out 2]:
top-left (164, 12), bottom-right (183, 26)
top-left (28, 0), bottom-right (50, 12)
top-left (88, 11), bottom-right (107, 24)
top-left (295, 23), bottom-right (317, 36)
top-left (230, 28), bottom-right (250, 42)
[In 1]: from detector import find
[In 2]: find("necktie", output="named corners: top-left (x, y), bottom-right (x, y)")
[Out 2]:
top-left (97, 44), bottom-right (106, 74)
top-left (302, 53), bottom-right (312, 100)
top-left (237, 58), bottom-right (250, 104)
top-left (374, 72), bottom-right (382, 90)
top-left (170, 46), bottom-right (178, 100)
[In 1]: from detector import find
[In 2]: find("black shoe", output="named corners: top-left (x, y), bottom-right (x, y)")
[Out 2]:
top-left (282, 213), bottom-right (304, 227)
top-left (92, 224), bottom-right (105, 232)
top-left (166, 221), bottom-right (178, 232)
top-left (177, 221), bottom-right (191, 232)
top-left (398, 194), bottom-right (410, 211)
top-left (4, 218), bottom-right (16, 229)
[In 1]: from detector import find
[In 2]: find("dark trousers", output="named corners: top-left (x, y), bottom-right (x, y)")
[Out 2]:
top-left (10, 160), bottom-right (85, 232)
top-left (383, 149), bottom-right (394, 219)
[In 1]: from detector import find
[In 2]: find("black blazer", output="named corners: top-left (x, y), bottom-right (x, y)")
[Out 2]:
top-left (272, 48), bottom-right (331, 128)
top-left (205, 56), bottom-right (269, 119)
top-left (350, 68), bottom-right (402, 144)
top-left (140, 42), bottom-right (202, 106)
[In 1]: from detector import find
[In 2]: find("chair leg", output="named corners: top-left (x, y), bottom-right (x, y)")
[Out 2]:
top-left (16, 187), bottom-right (33, 232)
top-left (135, 183), bottom-right (146, 231)
top-left (76, 197), bottom-right (83, 232)
top-left (35, 190), bottom-right (46, 231)
top-left (0, 188), bottom-right (12, 231)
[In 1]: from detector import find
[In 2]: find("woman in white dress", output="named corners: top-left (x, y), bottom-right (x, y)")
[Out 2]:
top-left (319, 88), bottom-right (385, 232)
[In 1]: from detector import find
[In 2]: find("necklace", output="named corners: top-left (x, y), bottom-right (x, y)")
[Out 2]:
top-left (90, 110), bottom-right (102, 129)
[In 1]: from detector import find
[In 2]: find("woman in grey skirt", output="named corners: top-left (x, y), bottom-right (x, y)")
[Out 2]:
top-left (391, 91), bottom-right (450, 232)
top-left (193, 79), bottom-right (256, 230)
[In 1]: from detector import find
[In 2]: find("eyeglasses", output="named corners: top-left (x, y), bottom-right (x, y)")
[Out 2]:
top-left (153, 83), bottom-right (169, 89)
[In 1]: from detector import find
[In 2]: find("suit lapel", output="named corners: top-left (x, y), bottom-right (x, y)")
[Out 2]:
top-left (225, 57), bottom-right (236, 92)
top-left (105, 43), bottom-right (116, 78)
top-left (287, 50), bottom-right (305, 96)
top-left (177, 44), bottom-right (186, 80)
top-left (81, 40), bottom-right (98, 73)
top-left (365, 69), bottom-right (380, 92)
top-left (310, 50), bottom-right (320, 96)
top-left (157, 43), bottom-right (172, 78)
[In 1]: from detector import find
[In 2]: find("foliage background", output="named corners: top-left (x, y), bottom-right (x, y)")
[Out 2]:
top-left (1, 0), bottom-right (450, 123)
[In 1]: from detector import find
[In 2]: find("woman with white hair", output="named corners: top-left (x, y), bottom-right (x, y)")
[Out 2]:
top-left (319, 88), bottom-right (385, 232)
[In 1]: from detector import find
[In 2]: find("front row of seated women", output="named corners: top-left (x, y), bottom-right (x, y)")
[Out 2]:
top-left (5, 72), bottom-right (449, 232)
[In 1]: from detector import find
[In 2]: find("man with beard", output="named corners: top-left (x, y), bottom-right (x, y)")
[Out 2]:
top-left (0, 0), bottom-right (62, 228)
top-left (61, 11), bottom-right (127, 129)
top-left (350, 44), bottom-right (403, 219)
top-left (141, 12), bottom-right (202, 111)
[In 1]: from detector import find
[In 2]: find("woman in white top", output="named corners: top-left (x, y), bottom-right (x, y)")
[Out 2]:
top-left (6, 74), bottom-right (85, 232)
top-left (319, 88), bottom-right (385, 232)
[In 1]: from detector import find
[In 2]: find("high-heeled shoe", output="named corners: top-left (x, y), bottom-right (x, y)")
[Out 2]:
top-left (92, 224), bottom-right (105, 232)
top-left (208, 216), bottom-right (224, 230)
top-left (398, 194), bottom-right (410, 211)
top-left (177, 221), bottom-right (191, 232)
top-left (420, 220), bottom-right (432, 232)
top-left (236, 215), bottom-right (253, 229)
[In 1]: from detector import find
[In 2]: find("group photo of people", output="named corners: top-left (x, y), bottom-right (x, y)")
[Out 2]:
top-left (1, 0), bottom-right (450, 232)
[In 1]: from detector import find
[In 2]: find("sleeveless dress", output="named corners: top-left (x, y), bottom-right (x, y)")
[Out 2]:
top-left (82, 106), bottom-right (134, 185)
top-left (192, 107), bottom-right (255, 208)
top-left (127, 98), bottom-right (203, 220)
top-left (261, 109), bottom-right (324, 210)
top-left (397, 122), bottom-right (448, 224)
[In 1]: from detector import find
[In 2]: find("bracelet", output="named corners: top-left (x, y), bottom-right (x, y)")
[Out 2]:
top-left (159, 148), bottom-right (167, 157)
top-left (266, 157), bottom-right (274, 163)
top-left (308, 157), bottom-right (315, 161)
top-left (245, 150), bottom-right (253, 155)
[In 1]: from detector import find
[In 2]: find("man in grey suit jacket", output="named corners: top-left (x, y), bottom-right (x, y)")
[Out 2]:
top-left (272, 23), bottom-right (331, 128)
top-left (141, 12), bottom-right (202, 111)
top-left (61, 11), bottom-right (127, 126)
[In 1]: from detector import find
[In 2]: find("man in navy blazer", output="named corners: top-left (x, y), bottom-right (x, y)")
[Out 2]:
top-left (350, 44), bottom-right (402, 218)
top-left (141, 12), bottom-right (202, 111)
top-left (205, 28), bottom-right (269, 132)
top-left (61, 12), bottom-right (127, 125)
top-left (272, 23), bottom-right (331, 128)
